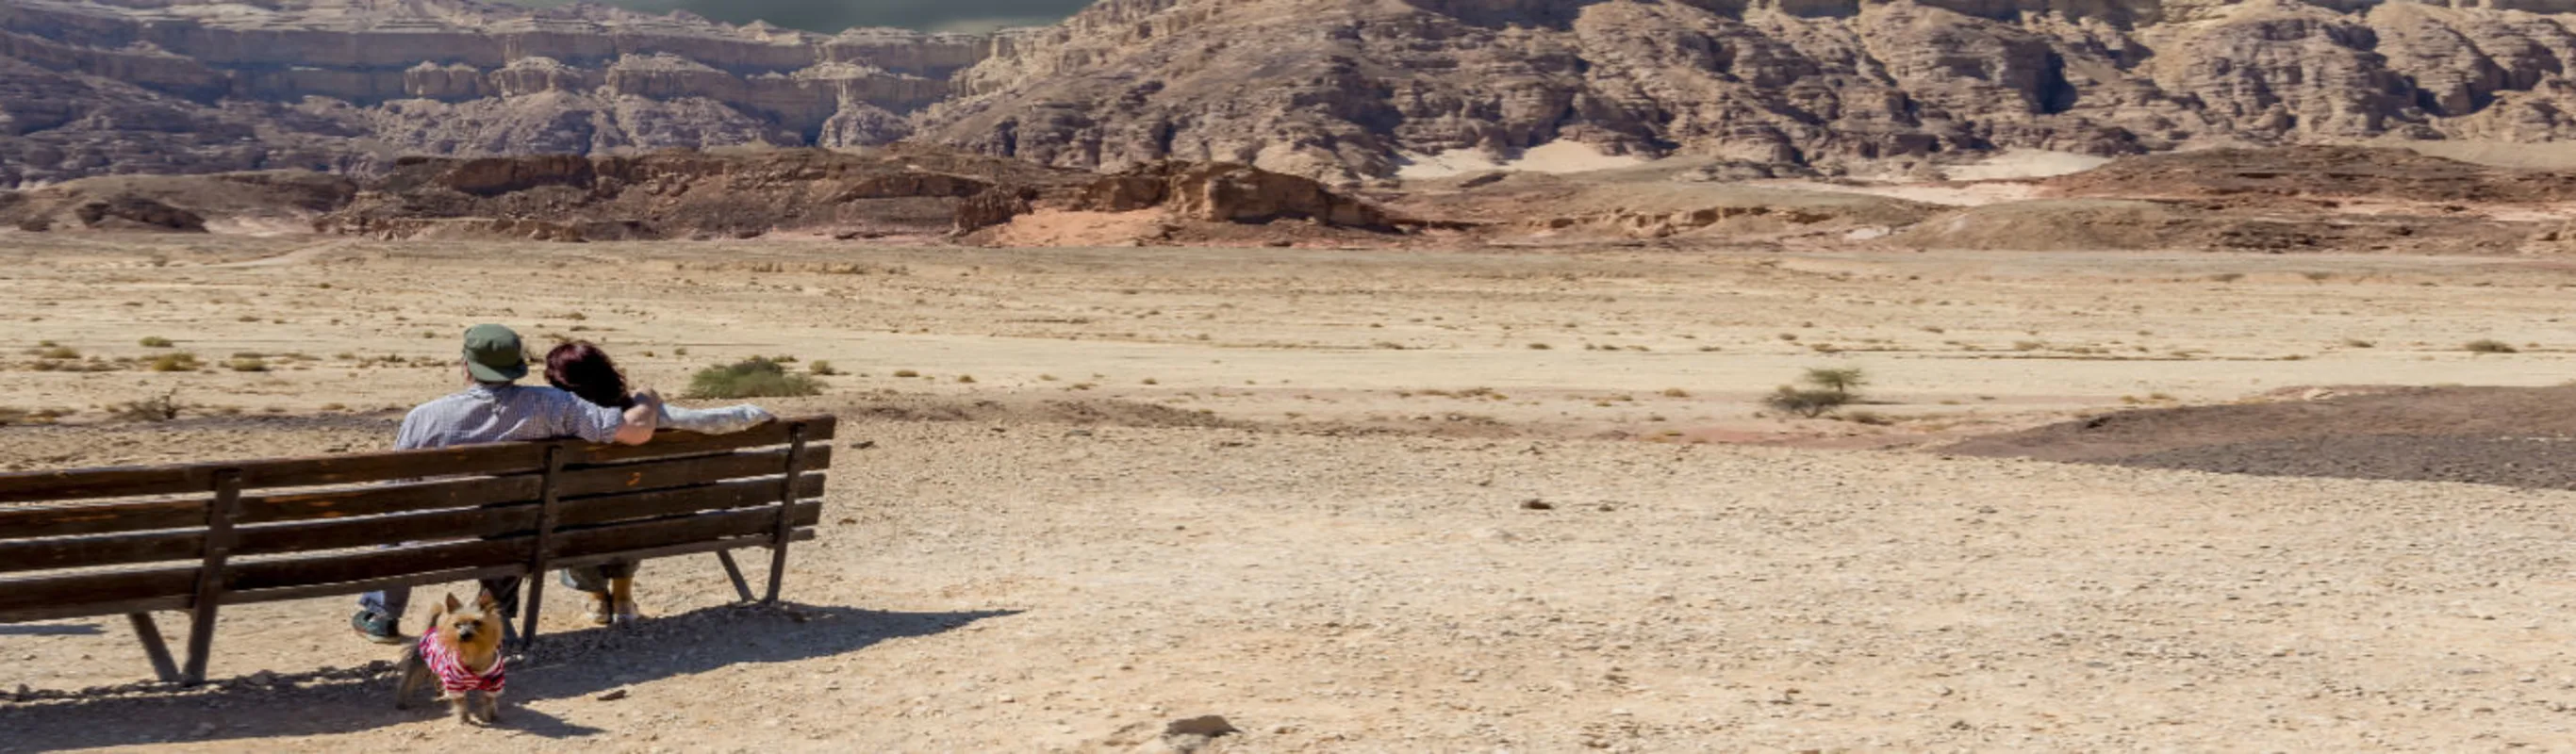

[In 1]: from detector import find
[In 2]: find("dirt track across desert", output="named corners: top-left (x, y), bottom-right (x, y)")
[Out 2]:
top-left (8, 235), bottom-right (2576, 750)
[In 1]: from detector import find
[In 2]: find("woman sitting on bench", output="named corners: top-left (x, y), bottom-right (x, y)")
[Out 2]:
top-left (545, 340), bottom-right (776, 625)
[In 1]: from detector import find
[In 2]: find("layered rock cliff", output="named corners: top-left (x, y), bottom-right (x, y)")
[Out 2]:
top-left (0, 0), bottom-right (989, 186)
top-left (25, 0), bottom-right (2576, 188)
top-left (918, 0), bottom-right (2576, 181)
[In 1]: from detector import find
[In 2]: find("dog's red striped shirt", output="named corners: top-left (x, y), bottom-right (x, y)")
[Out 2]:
top-left (420, 628), bottom-right (506, 694)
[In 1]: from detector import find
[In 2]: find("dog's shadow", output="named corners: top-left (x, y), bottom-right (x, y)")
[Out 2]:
top-left (0, 603), bottom-right (1016, 750)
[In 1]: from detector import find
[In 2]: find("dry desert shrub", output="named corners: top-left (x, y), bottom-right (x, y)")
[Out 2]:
top-left (113, 390), bottom-right (184, 422)
top-left (140, 336), bottom-right (174, 348)
top-left (2465, 339), bottom-right (2518, 353)
top-left (1763, 386), bottom-right (1850, 418)
top-left (0, 407), bottom-right (73, 426)
top-left (1763, 367), bottom-right (1870, 418)
top-left (1803, 367), bottom-right (1868, 396)
top-left (687, 357), bottom-right (821, 399)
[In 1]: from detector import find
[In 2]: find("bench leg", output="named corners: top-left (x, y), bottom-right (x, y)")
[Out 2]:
top-left (518, 577), bottom-right (547, 652)
top-left (181, 601), bottom-right (219, 685)
top-left (126, 613), bottom-right (180, 684)
top-left (763, 540), bottom-right (790, 604)
top-left (716, 550), bottom-right (756, 603)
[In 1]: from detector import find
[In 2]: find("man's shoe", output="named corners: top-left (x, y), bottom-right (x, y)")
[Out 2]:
top-left (351, 610), bottom-right (403, 645)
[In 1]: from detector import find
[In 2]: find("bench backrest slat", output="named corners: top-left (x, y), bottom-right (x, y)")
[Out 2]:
top-left (0, 499), bottom-right (206, 539)
top-left (0, 530), bottom-right (205, 574)
top-left (0, 566), bottom-right (200, 615)
top-left (553, 501), bottom-right (821, 563)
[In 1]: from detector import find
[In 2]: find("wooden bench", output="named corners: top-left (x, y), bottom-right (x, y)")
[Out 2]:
top-left (0, 415), bottom-right (835, 685)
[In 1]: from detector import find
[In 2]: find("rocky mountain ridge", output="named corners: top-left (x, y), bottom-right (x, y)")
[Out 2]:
top-left (23, 0), bottom-right (2576, 186)
top-left (0, 0), bottom-right (984, 186)
top-left (920, 0), bottom-right (2576, 181)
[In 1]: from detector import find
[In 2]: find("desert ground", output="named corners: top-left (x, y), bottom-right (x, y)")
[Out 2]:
top-left (8, 234), bottom-right (2576, 750)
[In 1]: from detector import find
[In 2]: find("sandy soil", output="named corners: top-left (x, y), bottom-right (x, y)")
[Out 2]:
top-left (8, 235), bottom-right (2576, 750)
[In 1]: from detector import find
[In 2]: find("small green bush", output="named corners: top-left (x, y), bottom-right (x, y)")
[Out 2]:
top-left (808, 360), bottom-right (840, 376)
top-left (37, 346), bottom-right (78, 359)
top-left (2466, 339), bottom-right (2518, 353)
top-left (140, 336), bottom-right (173, 348)
top-left (686, 357), bottom-right (821, 399)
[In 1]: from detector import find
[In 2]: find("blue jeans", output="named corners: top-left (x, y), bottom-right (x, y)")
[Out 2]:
top-left (359, 576), bottom-right (522, 622)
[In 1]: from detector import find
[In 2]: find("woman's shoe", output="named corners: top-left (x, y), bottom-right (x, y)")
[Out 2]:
top-left (610, 578), bottom-right (641, 624)
top-left (584, 591), bottom-right (615, 626)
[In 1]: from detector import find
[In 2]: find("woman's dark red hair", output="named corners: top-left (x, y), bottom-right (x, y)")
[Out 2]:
top-left (546, 340), bottom-right (633, 409)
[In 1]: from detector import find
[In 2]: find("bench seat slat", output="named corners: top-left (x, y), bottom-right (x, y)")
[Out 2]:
top-left (549, 529), bottom-right (815, 572)
top-left (0, 478), bottom-right (829, 578)
top-left (226, 538), bottom-right (528, 593)
top-left (219, 564), bottom-right (531, 609)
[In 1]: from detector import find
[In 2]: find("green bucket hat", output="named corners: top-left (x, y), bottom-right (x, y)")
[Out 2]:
top-left (461, 323), bottom-right (529, 383)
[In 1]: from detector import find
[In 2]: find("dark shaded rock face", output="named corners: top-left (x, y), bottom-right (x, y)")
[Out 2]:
top-left (73, 195), bottom-right (207, 232)
top-left (1078, 162), bottom-right (1409, 229)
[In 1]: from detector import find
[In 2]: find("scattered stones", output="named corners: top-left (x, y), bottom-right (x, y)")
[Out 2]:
top-left (1164, 715), bottom-right (1238, 737)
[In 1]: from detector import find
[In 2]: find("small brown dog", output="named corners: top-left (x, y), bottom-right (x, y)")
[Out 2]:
top-left (395, 590), bottom-right (508, 725)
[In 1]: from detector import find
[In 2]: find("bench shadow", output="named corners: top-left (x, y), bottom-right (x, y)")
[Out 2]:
top-left (0, 603), bottom-right (1016, 750)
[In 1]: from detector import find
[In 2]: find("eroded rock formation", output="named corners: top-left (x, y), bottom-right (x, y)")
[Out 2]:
top-left (0, 0), bottom-right (984, 186)
top-left (25, 0), bottom-right (2576, 186)
top-left (920, 0), bottom-right (2576, 181)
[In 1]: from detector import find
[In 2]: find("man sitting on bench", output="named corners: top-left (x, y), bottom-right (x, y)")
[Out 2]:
top-left (350, 324), bottom-right (665, 645)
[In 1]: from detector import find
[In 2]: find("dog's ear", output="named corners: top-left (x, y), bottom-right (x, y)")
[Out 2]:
top-left (443, 593), bottom-right (465, 614)
top-left (474, 588), bottom-right (499, 613)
